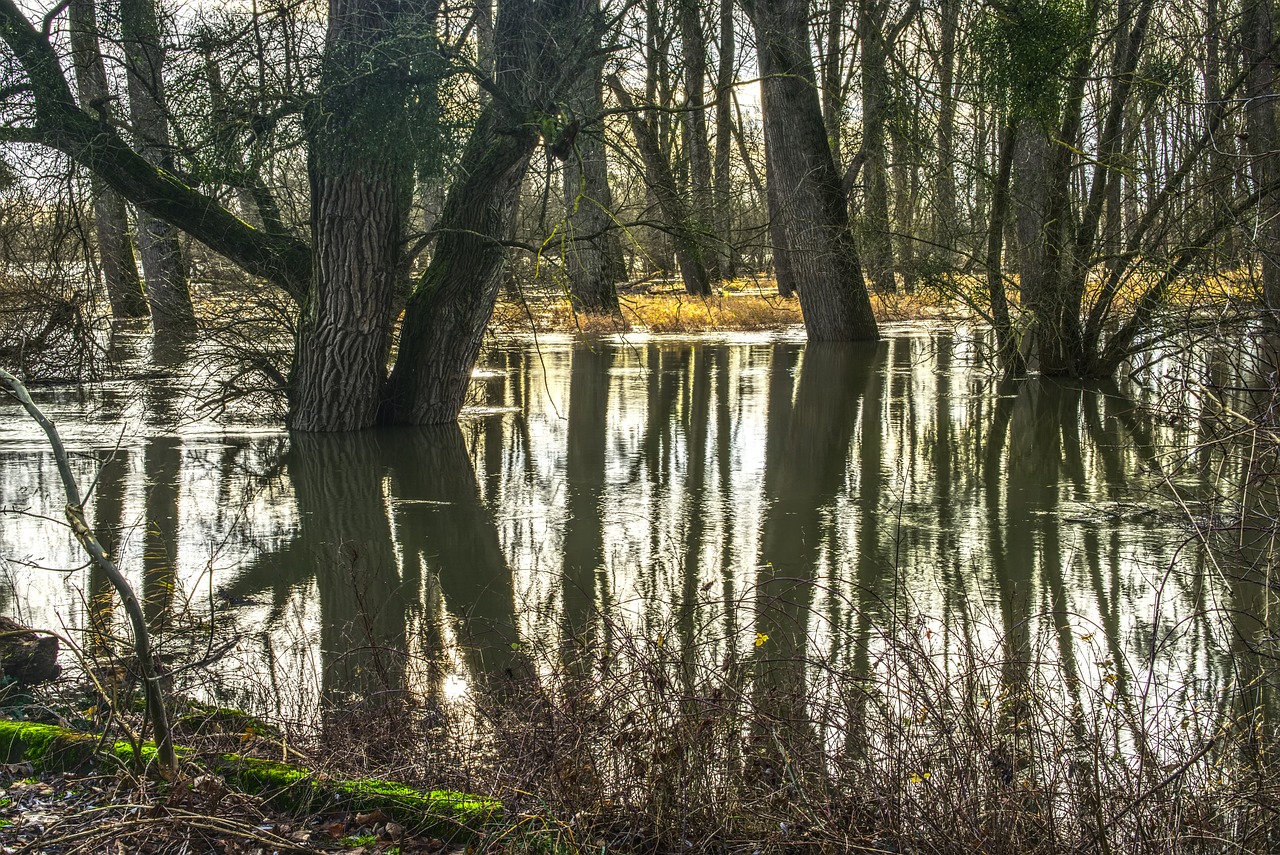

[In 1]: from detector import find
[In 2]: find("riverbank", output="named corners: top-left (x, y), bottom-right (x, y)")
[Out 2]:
top-left (486, 278), bottom-right (967, 336)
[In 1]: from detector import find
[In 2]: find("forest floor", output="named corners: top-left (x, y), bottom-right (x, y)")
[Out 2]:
top-left (0, 767), bottom-right (454, 854)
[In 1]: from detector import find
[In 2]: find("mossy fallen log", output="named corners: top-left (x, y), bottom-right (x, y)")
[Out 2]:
top-left (0, 720), bottom-right (499, 839)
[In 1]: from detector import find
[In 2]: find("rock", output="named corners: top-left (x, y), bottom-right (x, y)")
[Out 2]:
top-left (0, 617), bottom-right (61, 685)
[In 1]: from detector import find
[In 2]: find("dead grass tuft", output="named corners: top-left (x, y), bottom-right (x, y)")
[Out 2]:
top-left (489, 278), bottom-right (979, 338)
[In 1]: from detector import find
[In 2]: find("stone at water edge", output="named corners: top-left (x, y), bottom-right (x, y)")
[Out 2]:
top-left (0, 616), bottom-right (60, 685)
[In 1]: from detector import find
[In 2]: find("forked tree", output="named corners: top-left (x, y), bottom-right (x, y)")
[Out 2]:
top-left (0, 0), bottom-right (598, 431)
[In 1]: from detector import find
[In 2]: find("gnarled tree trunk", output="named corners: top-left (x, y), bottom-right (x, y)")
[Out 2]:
top-left (288, 0), bottom-right (415, 431)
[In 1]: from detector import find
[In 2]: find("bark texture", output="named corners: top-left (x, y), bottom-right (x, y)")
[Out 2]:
top-left (288, 0), bottom-right (416, 431)
top-left (742, 0), bottom-right (878, 340)
top-left (382, 0), bottom-right (595, 425)
top-left (562, 0), bottom-right (623, 314)
top-left (381, 103), bottom-right (537, 424)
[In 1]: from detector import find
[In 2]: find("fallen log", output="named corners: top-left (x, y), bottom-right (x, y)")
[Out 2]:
top-left (0, 719), bottom-right (499, 841)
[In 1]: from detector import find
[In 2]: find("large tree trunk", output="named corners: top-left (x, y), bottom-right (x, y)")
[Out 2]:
top-left (562, 0), bottom-right (622, 315)
top-left (1013, 121), bottom-right (1051, 308)
top-left (120, 0), bottom-right (196, 336)
top-left (562, 113), bottom-right (622, 313)
top-left (743, 0), bottom-right (878, 341)
top-left (68, 0), bottom-right (147, 320)
top-left (381, 103), bottom-right (536, 424)
top-left (679, 0), bottom-right (721, 283)
top-left (712, 0), bottom-right (736, 278)
top-left (288, 0), bottom-right (414, 432)
top-left (857, 0), bottom-right (896, 293)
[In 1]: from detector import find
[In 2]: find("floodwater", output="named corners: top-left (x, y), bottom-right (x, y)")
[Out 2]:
top-left (0, 325), bottom-right (1269, 733)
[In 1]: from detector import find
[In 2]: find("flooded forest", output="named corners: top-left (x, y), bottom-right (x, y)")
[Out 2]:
top-left (1, 0), bottom-right (1279, 851)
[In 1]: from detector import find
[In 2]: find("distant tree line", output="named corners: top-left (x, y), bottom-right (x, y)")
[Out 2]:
top-left (0, 0), bottom-right (1275, 430)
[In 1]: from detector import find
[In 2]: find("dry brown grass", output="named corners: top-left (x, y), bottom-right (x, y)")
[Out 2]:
top-left (489, 279), bottom-right (970, 337)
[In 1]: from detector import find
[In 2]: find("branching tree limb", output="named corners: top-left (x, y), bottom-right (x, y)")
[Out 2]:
top-left (0, 367), bottom-right (177, 780)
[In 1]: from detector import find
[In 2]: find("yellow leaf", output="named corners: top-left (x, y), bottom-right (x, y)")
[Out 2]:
top-left (754, 632), bottom-right (770, 648)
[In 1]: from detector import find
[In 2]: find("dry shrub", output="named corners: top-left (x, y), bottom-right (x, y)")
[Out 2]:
top-left (0, 281), bottom-right (99, 379)
top-left (294, 573), bottom-right (1278, 854)
top-left (0, 181), bottom-right (103, 380)
top-left (466, 606), bottom-right (1272, 852)
top-left (187, 264), bottom-right (296, 422)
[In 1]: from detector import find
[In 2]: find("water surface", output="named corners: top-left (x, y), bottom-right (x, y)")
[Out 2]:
top-left (0, 326), bottom-right (1255, 732)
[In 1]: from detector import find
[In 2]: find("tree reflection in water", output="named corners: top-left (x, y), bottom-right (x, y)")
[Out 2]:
top-left (0, 330), bottom-right (1270, 819)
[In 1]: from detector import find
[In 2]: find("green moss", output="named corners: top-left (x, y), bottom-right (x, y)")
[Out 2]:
top-left (171, 698), bottom-right (281, 740)
top-left (215, 754), bottom-right (500, 838)
top-left (0, 721), bottom-right (99, 770)
top-left (0, 719), bottom-right (498, 840)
